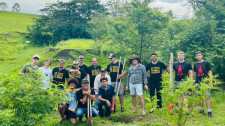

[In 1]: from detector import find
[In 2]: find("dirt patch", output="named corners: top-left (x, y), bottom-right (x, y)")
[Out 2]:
top-left (117, 116), bottom-right (152, 123)
top-left (54, 49), bottom-right (76, 60)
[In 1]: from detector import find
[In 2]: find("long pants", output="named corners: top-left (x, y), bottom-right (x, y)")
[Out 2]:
top-left (149, 83), bottom-right (162, 108)
top-left (98, 101), bottom-right (111, 117)
top-left (76, 107), bottom-right (98, 118)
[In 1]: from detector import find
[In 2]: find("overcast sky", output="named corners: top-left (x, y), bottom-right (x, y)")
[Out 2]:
top-left (3, 0), bottom-right (193, 19)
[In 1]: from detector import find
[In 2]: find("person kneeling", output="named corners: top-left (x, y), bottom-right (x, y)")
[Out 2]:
top-left (98, 77), bottom-right (116, 117)
top-left (59, 78), bottom-right (78, 124)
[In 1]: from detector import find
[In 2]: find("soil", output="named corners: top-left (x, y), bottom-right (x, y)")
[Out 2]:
top-left (54, 49), bottom-right (76, 60)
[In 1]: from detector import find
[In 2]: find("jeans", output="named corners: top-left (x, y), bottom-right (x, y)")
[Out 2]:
top-left (76, 107), bottom-right (98, 118)
top-left (98, 101), bottom-right (111, 117)
top-left (94, 98), bottom-right (99, 111)
top-left (149, 83), bottom-right (162, 108)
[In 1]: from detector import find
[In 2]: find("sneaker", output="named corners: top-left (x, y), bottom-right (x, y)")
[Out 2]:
top-left (141, 111), bottom-right (146, 116)
top-left (121, 107), bottom-right (125, 112)
top-left (132, 109), bottom-right (137, 113)
top-left (199, 109), bottom-right (206, 115)
top-left (208, 112), bottom-right (213, 118)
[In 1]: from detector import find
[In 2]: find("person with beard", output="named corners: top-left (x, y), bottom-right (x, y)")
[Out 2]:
top-left (68, 60), bottom-right (86, 88)
top-left (39, 58), bottom-right (53, 89)
top-left (78, 55), bottom-right (88, 74)
top-left (146, 53), bottom-right (168, 109)
top-left (193, 51), bottom-right (213, 118)
top-left (126, 55), bottom-right (148, 116)
top-left (52, 59), bottom-right (69, 90)
top-left (87, 58), bottom-right (101, 88)
top-left (19, 54), bottom-right (40, 75)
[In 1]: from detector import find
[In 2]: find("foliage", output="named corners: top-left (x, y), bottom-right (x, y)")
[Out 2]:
top-left (28, 0), bottom-right (106, 45)
top-left (0, 2), bottom-right (7, 10)
top-left (0, 70), bottom-right (65, 125)
top-left (12, 3), bottom-right (20, 12)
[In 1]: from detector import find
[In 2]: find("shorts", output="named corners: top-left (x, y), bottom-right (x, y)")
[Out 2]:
top-left (129, 84), bottom-right (143, 95)
top-left (174, 81), bottom-right (191, 96)
top-left (111, 82), bottom-right (124, 95)
top-left (65, 109), bottom-right (77, 119)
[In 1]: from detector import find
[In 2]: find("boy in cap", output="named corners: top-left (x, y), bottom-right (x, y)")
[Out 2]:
top-left (19, 54), bottom-right (40, 75)
top-left (76, 79), bottom-right (98, 122)
top-left (106, 54), bottom-right (126, 112)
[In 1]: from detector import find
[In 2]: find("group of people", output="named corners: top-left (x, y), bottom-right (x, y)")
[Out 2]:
top-left (19, 51), bottom-right (213, 124)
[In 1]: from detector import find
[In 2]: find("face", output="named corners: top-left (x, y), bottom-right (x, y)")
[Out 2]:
top-left (92, 59), bottom-right (97, 66)
top-left (132, 59), bottom-right (138, 65)
top-left (73, 63), bottom-right (79, 69)
top-left (32, 57), bottom-right (39, 64)
top-left (151, 55), bottom-right (157, 62)
top-left (178, 53), bottom-right (185, 61)
top-left (82, 83), bottom-right (89, 90)
top-left (69, 83), bottom-right (76, 90)
top-left (100, 71), bottom-right (106, 76)
top-left (58, 61), bottom-right (65, 68)
top-left (79, 57), bottom-right (84, 63)
top-left (196, 53), bottom-right (203, 61)
top-left (101, 80), bottom-right (108, 87)
top-left (45, 59), bottom-right (51, 66)
top-left (109, 57), bottom-right (116, 63)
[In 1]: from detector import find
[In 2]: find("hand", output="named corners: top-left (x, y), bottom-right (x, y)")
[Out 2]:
top-left (117, 75), bottom-right (122, 79)
top-left (111, 106), bottom-right (114, 112)
top-left (93, 88), bottom-right (98, 92)
top-left (144, 85), bottom-right (148, 91)
top-left (126, 86), bottom-right (129, 91)
top-left (95, 94), bottom-right (98, 98)
top-left (106, 100), bottom-right (111, 107)
top-left (169, 59), bottom-right (173, 64)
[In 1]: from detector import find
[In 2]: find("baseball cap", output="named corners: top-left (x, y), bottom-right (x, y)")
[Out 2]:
top-left (108, 54), bottom-right (116, 59)
top-left (73, 60), bottom-right (79, 64)
top-left (100, 68), bottom-right (106, 72)
top-left (81, 79), bottom-right (89, 84)
top-left (79, 55), bottom-right (84, 59)
top-left (33, 54), bottom-right (40, 59)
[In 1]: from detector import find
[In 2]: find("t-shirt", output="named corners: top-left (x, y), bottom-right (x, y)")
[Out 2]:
top-left (87, 65), bottom-right (101, 88)
top-left (79, 64), bottom-right (88, 73)
top-left (94, 74), bottom-right (111, 94)
top-left (106, 62), bottom-right (123, 82)
top-left (173, 61), bottom-right (192, 81)
top-left (20, 64), bottom-right (39, 74)
top-left (146, 61), bottom-right (167, 84)
top-left (98, 85), bottom-right (116, 104)
top-left (39, 67), bottom-right (53, 89)
top-left (76, 88), bottom-right (95, 108)
top-left (70, 66), bottom-right (86, 88)
top-left (63, 90), bottom-right (77, 112)
top-left (52, 67), bottom-right (69, 87)
top-left (194, 61), bottom-right (211, 83)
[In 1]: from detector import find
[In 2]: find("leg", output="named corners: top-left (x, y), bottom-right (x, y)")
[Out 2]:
top-left (67, 110), bottom-right (77, 124)
top-left (149, 84), bottom-right (155, 100)
top-left (91, 107), bottom-right (99, 117)
top-left (119, 95), bottom-right (124, 107)
top-left (58, 104), bottom-right (67, 124)
top-left (118, 82), bottom-right (124, 108)
top-left (76, 108), bottom-right (87, 122)
top-left (136, 84), bottom-right (145, 112)
top-left (138, 95), bottom-right (145, 112)
top-left (156, 84), bottom-right (162, 108)
top-left (132, 95), bottom-right (137, 111)
top-left (70, 118), bottom-right (76, 125)
top-left (205, 98), bottom-right (211, 109)
top-left (199, 98), bottom-right (204, 108)
top-left (105, 104), bottom-right (111, 117)
top-left (98, 101), bottom-right (105, 117)
top-left (95, 98), bottom-right (99, 111)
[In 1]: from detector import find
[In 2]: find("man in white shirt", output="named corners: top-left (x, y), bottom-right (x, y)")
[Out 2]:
top-left (93, 68), bottom-right (111, 111)
top-left (39, 58), bottom-right (53, 89)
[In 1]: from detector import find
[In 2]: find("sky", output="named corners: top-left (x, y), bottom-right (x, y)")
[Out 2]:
top-left (2, 0), bottom-right (193, 19)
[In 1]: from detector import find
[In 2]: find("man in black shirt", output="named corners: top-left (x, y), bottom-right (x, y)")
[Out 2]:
top-left (193, 51), bottom-right (213, 117)
top-left (98, 77), bottom-right (116, 117)
top-left (146, 53), bottom-right (168, 109)
top-left (79, 55), bottom-right (88, 74)
top-left (52, 59), bottom-right (69, 90)
top-left (68, 60), bottom-right (86, 88)
top-left (76, 79), bottom-right (98, 122)
top-left (106, 54), bottom-right (126, 112)
top-left (87, 58), bottom-right (101, 88)
top-left (170, 51), bottom-right (193, 109)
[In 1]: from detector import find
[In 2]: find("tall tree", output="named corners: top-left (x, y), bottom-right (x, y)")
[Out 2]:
top-left (12, 3), bottom-right (21, 12)
top-left (0, 2), bottom-right (7, 10)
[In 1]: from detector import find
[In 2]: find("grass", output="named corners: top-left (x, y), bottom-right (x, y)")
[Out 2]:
top-left (35, 90), bottom-right (225, 126)
top-left (54, 39), bottom-right (95, 50)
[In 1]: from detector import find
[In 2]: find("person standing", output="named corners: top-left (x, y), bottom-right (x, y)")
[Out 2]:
top-left (169, 51), bottom-right (193, 109)
top-left (52, 59), bottom-right (69, 90)
top-left (126, 55), bottom-right (148, 116)
top-left (76, 79), bottom-right (98, 122)
top-left (68, 60), bottom-right (86, 88)
top-left (98, 77), bottom-right (116, 117)
top-left (146, 53), bottom-right (168, 109)
top-left (78, 55), bottom-right (88, 74)
top-left (106, 54), bottom-right (126, 112)
top-left (19, 54), bottom-right (40, 75)
top-left (39, 58), bottom-right (53, 89)
top-left (87, 58), bottom-right (101, 88)
top-left (193, 51), bottom-right (213, 118)
top-left (94, 68), bottom-right (111, 111)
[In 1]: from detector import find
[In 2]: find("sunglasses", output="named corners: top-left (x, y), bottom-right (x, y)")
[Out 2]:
top-left (109, 58), bottom-right (112, 60)
top-left (73, 64), bottom-right (79, 65)
top-left (79, 58), bottom-right (84, 59)
top-left (33, 58), bottom-right (39, 60)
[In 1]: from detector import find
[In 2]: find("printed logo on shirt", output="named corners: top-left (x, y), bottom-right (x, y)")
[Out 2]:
top-left (54, 72), bottom-right (63, 79)
top-left (197, 65), bottom-right (205, 77)
top-left (74, 71), bottom-right (81, 78)
top-left (92, 69), bottom-right (100, 76)
top-left (151, 67), bottom-right (160, 74)
top-left (110, 66), bottom-right (118, 73)
top-left (176, 65), bottom-right (184, 76)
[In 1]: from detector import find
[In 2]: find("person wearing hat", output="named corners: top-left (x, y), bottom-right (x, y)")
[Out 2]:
top-left (52, 59), bottom-right (69, 90)
top-left (68, 60), bottom-right (86, 88)
top-left (126, 55), bottom-right (148, 116)
top-left (98, 77), bottom-right (116, 117)
top-left (87, 58), bottom-right (101, 88)
top-left (39, 58), bottom-right (53, 89)
top-left (78, 55), bottom-right (88, 74)
top-left (146, 53), bottom-right (168, 109)
top-left (106, 54), bottom-right (126, 112)
top-left (19, 54), bottom-right (40, 75)
top-left (93, 68), bottom-right (111, 111)
top-left (76, 79), bottom-right (98, 122)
